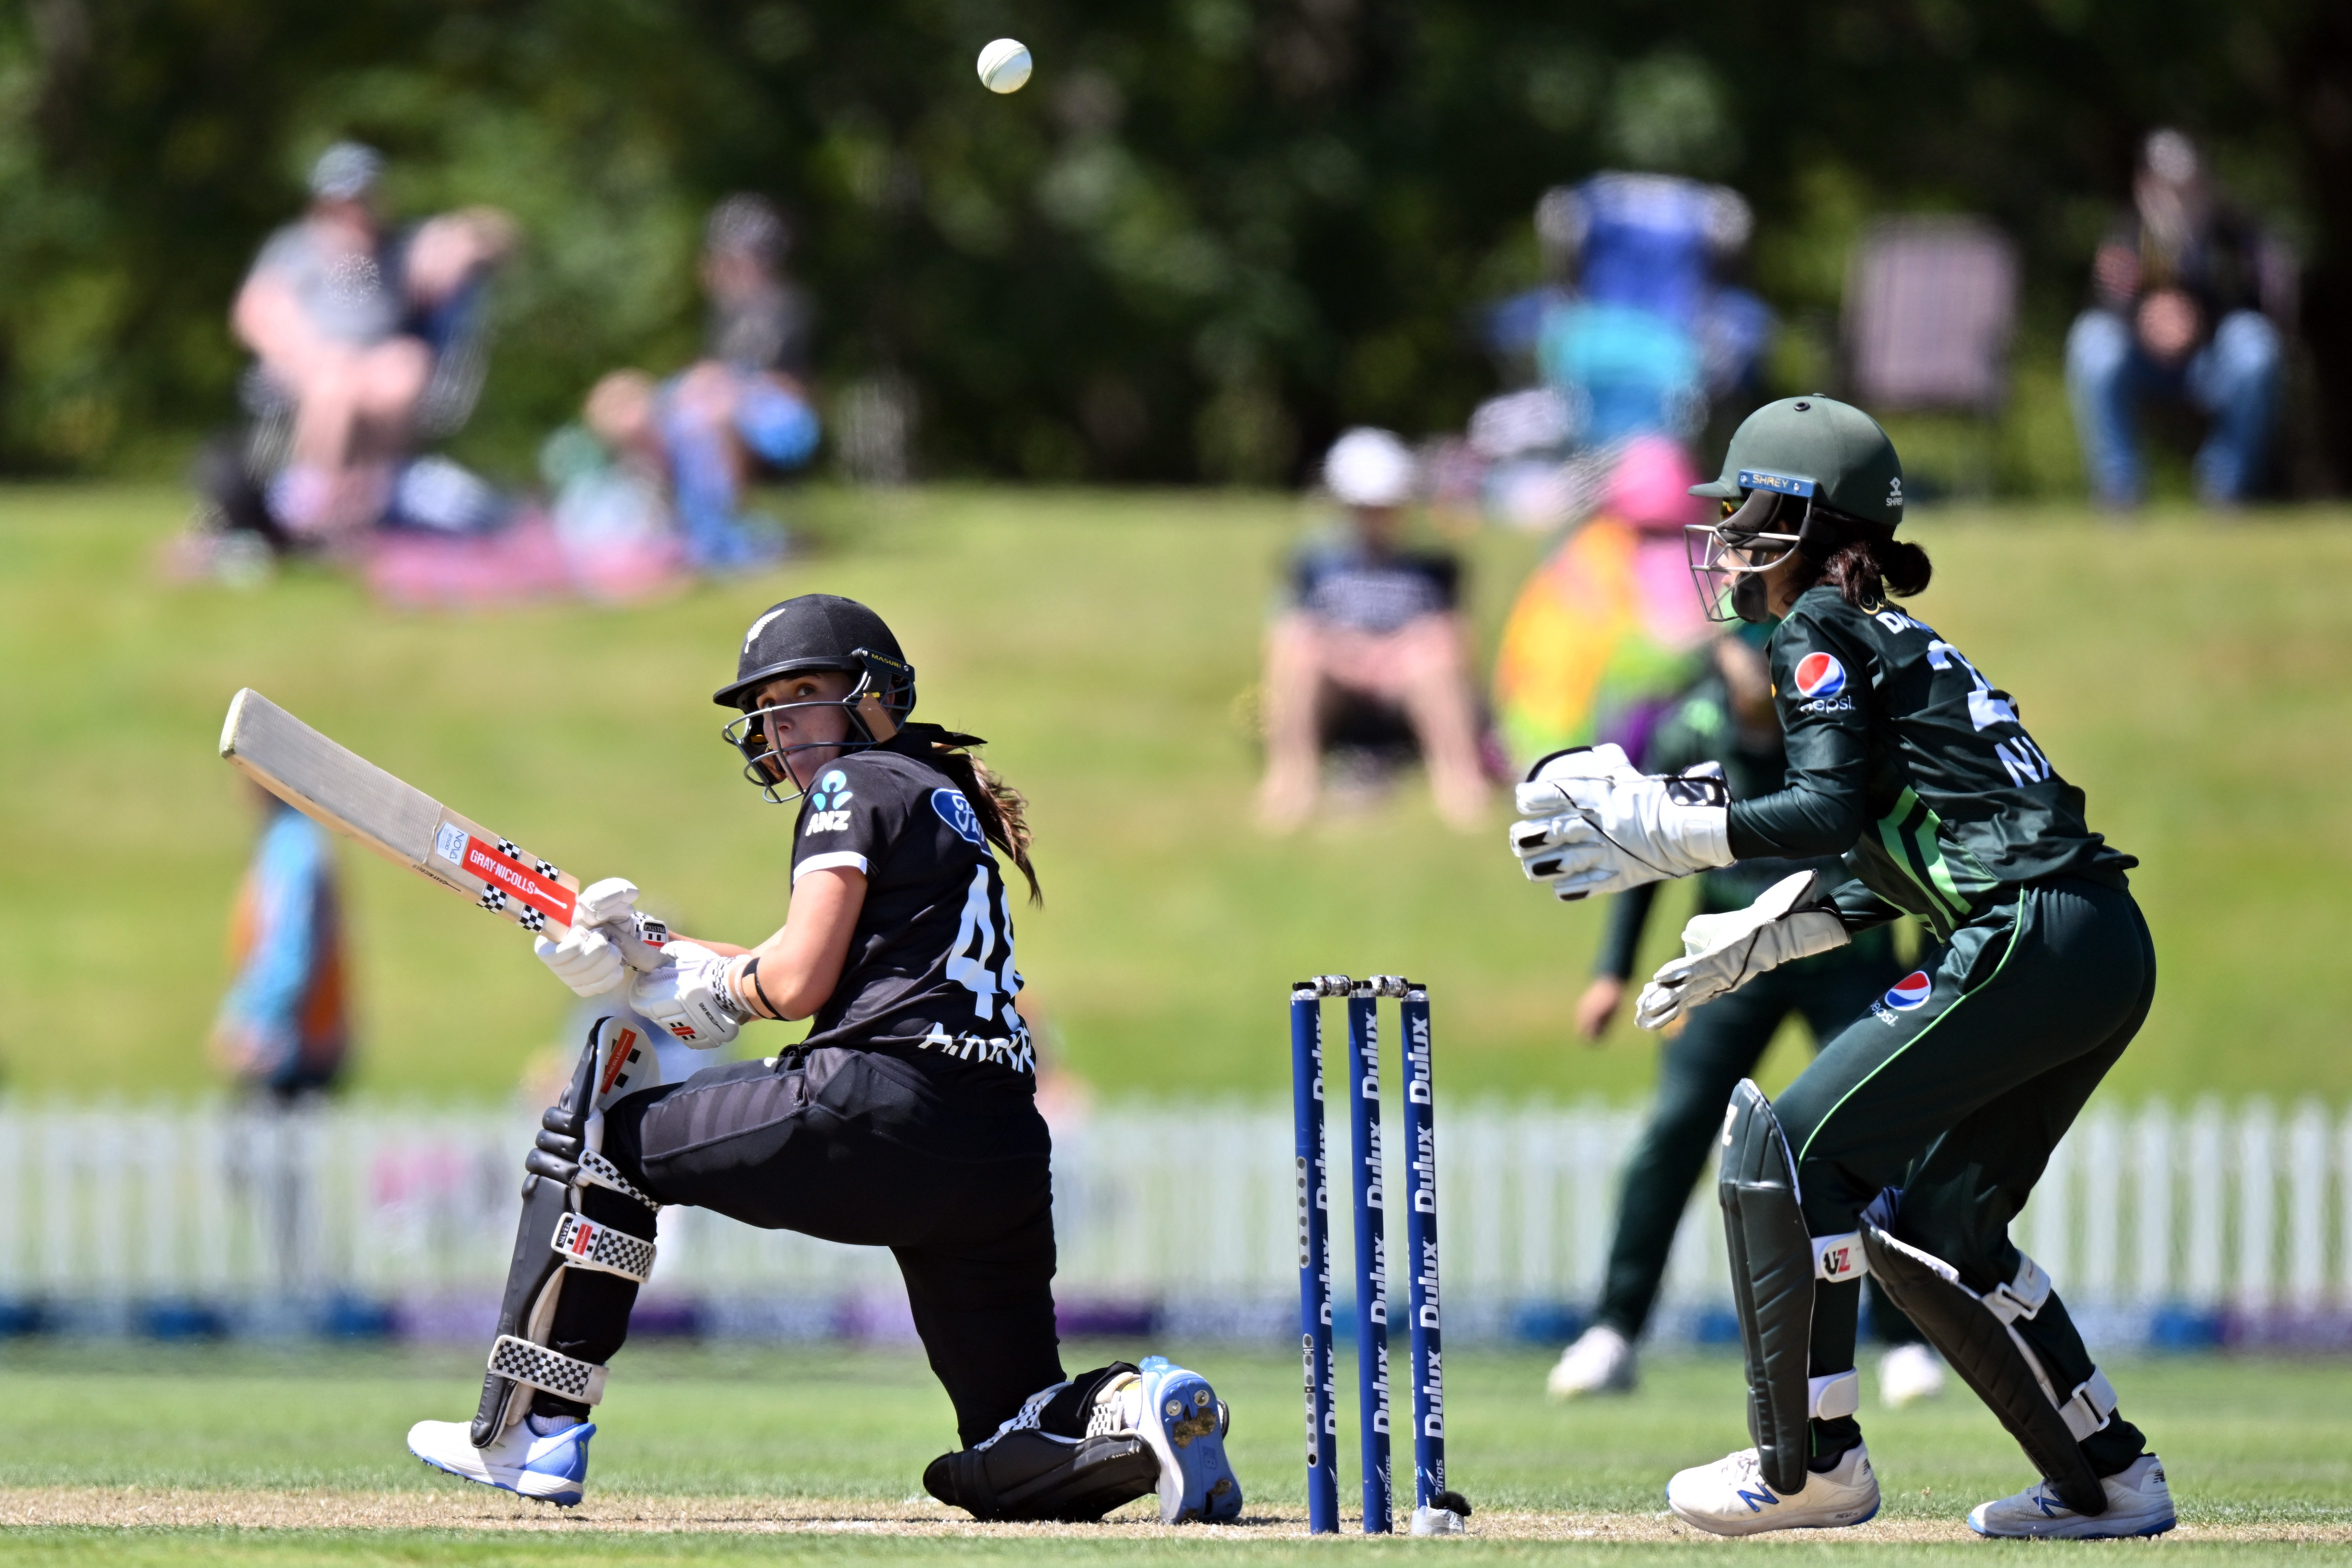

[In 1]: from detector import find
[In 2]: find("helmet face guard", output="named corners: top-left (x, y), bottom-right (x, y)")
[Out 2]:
top-left (1683, 468), bottom-right (1853, 624)
top-left (721, 647), bottom-right (916, 805)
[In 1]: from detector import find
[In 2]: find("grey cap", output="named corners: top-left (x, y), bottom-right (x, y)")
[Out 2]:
top-left (309, 142), bottom-right (384, 202)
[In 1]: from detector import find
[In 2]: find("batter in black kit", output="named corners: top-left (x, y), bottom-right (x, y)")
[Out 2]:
top-left (405, 594), bottom-right (1244, 1526)
top-left (1508, 397), bottom-right (2174, 1540)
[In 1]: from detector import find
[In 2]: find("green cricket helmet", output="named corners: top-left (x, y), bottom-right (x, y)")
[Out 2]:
top-left (1686, 395), bottom-right (1905, 623)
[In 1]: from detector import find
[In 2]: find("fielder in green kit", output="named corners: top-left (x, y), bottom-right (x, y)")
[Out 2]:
top-left (1507, 397), bottom-right (2172, 1539)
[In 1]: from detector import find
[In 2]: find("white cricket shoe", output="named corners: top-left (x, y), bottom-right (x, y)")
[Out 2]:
top-left (1877, 1342), bottom-right (1947, 1406)
top-left (408, 1413), bottom-right (595, 1507)
top-left (1546, 1325), bottom-right (1636, 1399)
top-left (1967, 1453), bottom-right (2175, 1539)
top-left (1666, 1442), bottom-right (1879, 1537)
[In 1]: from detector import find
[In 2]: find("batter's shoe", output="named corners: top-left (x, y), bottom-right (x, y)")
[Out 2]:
top-left (408, 1413), bottom-right (594, 1507)
top-left (1967, 1454), bottom-right (2175, 1539)
top-left (1666, 1442), bottom-right (1879, 1537)
top-left (1876, 1342), bottom-right (1947, 1407)
top-left (1134, 1355), bottom-right (1242, 1523)
top-left (1546, 1325), bottom-right (1636, 1399)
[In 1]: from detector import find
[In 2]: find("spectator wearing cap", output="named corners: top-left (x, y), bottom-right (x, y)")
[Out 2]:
top-left (654, 194), bottom-right (822, 571)
top-left (230, 141), bottom-right (515, 540)
top-left (2065, 128), bottom-right (2290, 509)
top-left (1257, 429), bottom-right (1491, 833)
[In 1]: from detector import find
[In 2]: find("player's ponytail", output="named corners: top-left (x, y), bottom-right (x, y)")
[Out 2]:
top-left (1800, 517), bottom-right (1933, 611)
top-left (926, 741), bottom-right (1043, 905)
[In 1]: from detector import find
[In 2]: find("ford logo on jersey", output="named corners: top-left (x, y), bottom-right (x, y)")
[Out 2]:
top-left (931, 788), bottom-right (985, 846)
top-left (1884, 971), bottom-right (1933, 1011)
top-left (1793, 652), bottom-right (1847, 700)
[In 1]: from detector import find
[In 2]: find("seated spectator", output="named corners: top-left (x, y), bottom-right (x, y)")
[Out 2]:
top-left (229, 142), bottom-right (514, 543)
top-left (2066, 129), bottom-right (2288, 509)
top-left (1258, 429), bottom-right (1491, 833)
top-left (657, 195), bottom-right (822, 571)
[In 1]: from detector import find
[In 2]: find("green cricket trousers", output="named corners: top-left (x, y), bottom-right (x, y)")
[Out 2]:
top-left (1774, 874), bottom-right (2156, 1475)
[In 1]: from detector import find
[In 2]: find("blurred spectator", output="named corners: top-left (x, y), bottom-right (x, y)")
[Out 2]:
top-left (1450, 174), bottom-right (1771, 531)
top-left (2067, 129), bottom-right (2290, 509)
top-left (209, 789), bottom-right (350, 1101)
top-left (1532, 173), bottom-right (1772, 445)
top-left (1258, 429), bottom-right (1491, 833)
top-left (225, 142), bottom-right (515, 544)
top-left (656, 195), bottom-right (822, 570)
top-left (1491, 435), bottom-right (1713, 767)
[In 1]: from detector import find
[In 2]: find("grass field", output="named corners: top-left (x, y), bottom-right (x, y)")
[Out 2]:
top-left (1, 486), bottom-right (2349, 1103)
top-left (0, 1344), bottom-right (2349, 1562)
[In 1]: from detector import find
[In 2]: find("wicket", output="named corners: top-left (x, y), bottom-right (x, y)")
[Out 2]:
top-left (1290, 974), bottom-right (1469, 1536)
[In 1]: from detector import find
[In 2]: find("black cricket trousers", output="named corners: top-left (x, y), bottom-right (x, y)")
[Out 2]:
top-left (536, 1047), bottom-right (1065, 1448)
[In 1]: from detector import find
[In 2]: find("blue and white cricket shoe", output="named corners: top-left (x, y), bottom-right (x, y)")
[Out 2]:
top-left (1666, 1442), bottom-right (1878, 1537)
top-left (1134, 1355), bottom-right (1242, 1524)
top-left (1967, 1453), bottom-right (2175, 1539)
top-left (408, 1413), bottom-right (594, 1507)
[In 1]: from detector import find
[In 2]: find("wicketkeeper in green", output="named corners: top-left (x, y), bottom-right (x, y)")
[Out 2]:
top-left (1543, 631), bottom-right (1943, 1410)
top-left (1507, 396), bottom-right (2172, 1539)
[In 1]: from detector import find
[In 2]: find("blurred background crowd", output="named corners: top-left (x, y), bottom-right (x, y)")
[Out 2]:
top-left (0, 0), bottom-right (2344, 503)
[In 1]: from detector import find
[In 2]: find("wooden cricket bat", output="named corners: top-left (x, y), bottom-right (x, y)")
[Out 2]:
top-left (219, 688), bottom-right (664, 962)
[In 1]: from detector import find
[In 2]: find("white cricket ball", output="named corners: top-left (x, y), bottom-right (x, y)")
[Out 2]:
top-left (977, 38), bottom-right (1032, 94)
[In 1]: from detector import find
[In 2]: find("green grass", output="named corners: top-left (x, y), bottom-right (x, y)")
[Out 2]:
top-left (0, 1345), bottom-right (2349, 1562)
top-left (0, 486), bottom-right (2348, 1103)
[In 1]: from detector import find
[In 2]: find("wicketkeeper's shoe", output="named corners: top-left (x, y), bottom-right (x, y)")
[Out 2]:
top-left (408, 1413), bottom-right (594, 1507)
top-left (1876, 1342), bottom-right (1947, 1407)
top-left (1666, 1442), bottom-right (1879, 1537)
top-left (1546, 1325), bottom-right (1636, 1399)
top-left (1966, 1453), bottom-right (2175, 1539)
top-left (1134, 1355), bottom-right (1242, 1523)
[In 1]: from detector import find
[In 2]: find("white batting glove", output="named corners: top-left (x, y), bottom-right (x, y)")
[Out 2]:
top-left (627, 941), bottom-right (751, 1049)
top-left (534, 924), bottom-right (627, 997)
top-left (1509, 745), bottom-right (1733, 900)
top-left (1635, 872), bottom-right (1850, 1030)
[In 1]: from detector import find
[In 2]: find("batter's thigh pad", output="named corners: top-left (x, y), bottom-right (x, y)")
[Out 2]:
top-left (922, 1364), bottom-right (1160, 1522)
top-left (1858, 1189), bottom-right (2113, 1514)
top-left (469, 1017), bottom-right (664, 1447)
top-left (1719, 1079), bottom-right (1868, 1495)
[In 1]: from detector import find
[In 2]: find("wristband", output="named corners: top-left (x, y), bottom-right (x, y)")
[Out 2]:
top-left (731, 955), bottom-right (782, 1020)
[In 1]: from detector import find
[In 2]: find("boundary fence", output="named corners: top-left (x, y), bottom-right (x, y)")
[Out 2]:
top-left (0, 1097), bottom-right (2345, 1347)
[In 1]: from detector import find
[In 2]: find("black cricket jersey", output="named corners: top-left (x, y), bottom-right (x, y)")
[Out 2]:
top-left (1728, 587), bottom-right (2134, 940)
top-left (788, 727), bottom-right (1034, 1092)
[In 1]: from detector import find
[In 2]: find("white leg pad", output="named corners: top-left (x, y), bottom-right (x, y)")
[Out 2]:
top-left (1808, 1370), bottom-right (1861, 1421)
top-left (1813, 1231), bottom-right (1868, 1282)
top-left (488, 1334), bottom-right (608, 1407)
top-left (552, 1213), bottom-right (656, 1283)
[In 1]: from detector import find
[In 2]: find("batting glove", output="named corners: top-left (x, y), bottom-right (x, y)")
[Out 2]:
top-left (1634, 871), bottom-right (1850, 1030)
top-left (1510, 745), bottom-right (1733, 901)
top-left (628, 941), bottom-right (751, 1049)
top-left (534, 924), bottom-right (627, 997)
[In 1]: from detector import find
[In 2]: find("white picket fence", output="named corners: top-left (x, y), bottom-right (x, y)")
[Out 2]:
top-left (0, 1096), bottom-right (2346, 1342)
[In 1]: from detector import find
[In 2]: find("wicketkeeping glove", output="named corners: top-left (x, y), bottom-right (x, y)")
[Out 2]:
top-left (627, 941), bottom-right (752, 1049)
top-left (1509, 744), bottom-right (1734, 901)
top-left (1634, 871), bottom-right (1850, 1031)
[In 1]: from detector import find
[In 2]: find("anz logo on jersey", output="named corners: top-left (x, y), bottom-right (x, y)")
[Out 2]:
top-left (805, 770), bottom-right (855, 832)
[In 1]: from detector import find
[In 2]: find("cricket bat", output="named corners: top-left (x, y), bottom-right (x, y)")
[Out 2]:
top-left (219, 688), bottom-right (665, 964)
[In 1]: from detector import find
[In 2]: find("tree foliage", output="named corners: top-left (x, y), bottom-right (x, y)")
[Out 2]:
top-left (1, 0), bottom-right (2345, 483)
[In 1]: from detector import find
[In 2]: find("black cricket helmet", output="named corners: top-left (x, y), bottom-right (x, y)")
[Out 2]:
top-left (716, 594), bottom-right (917, 803)
top-left (1686, 396), bottom-right (1904, 624)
